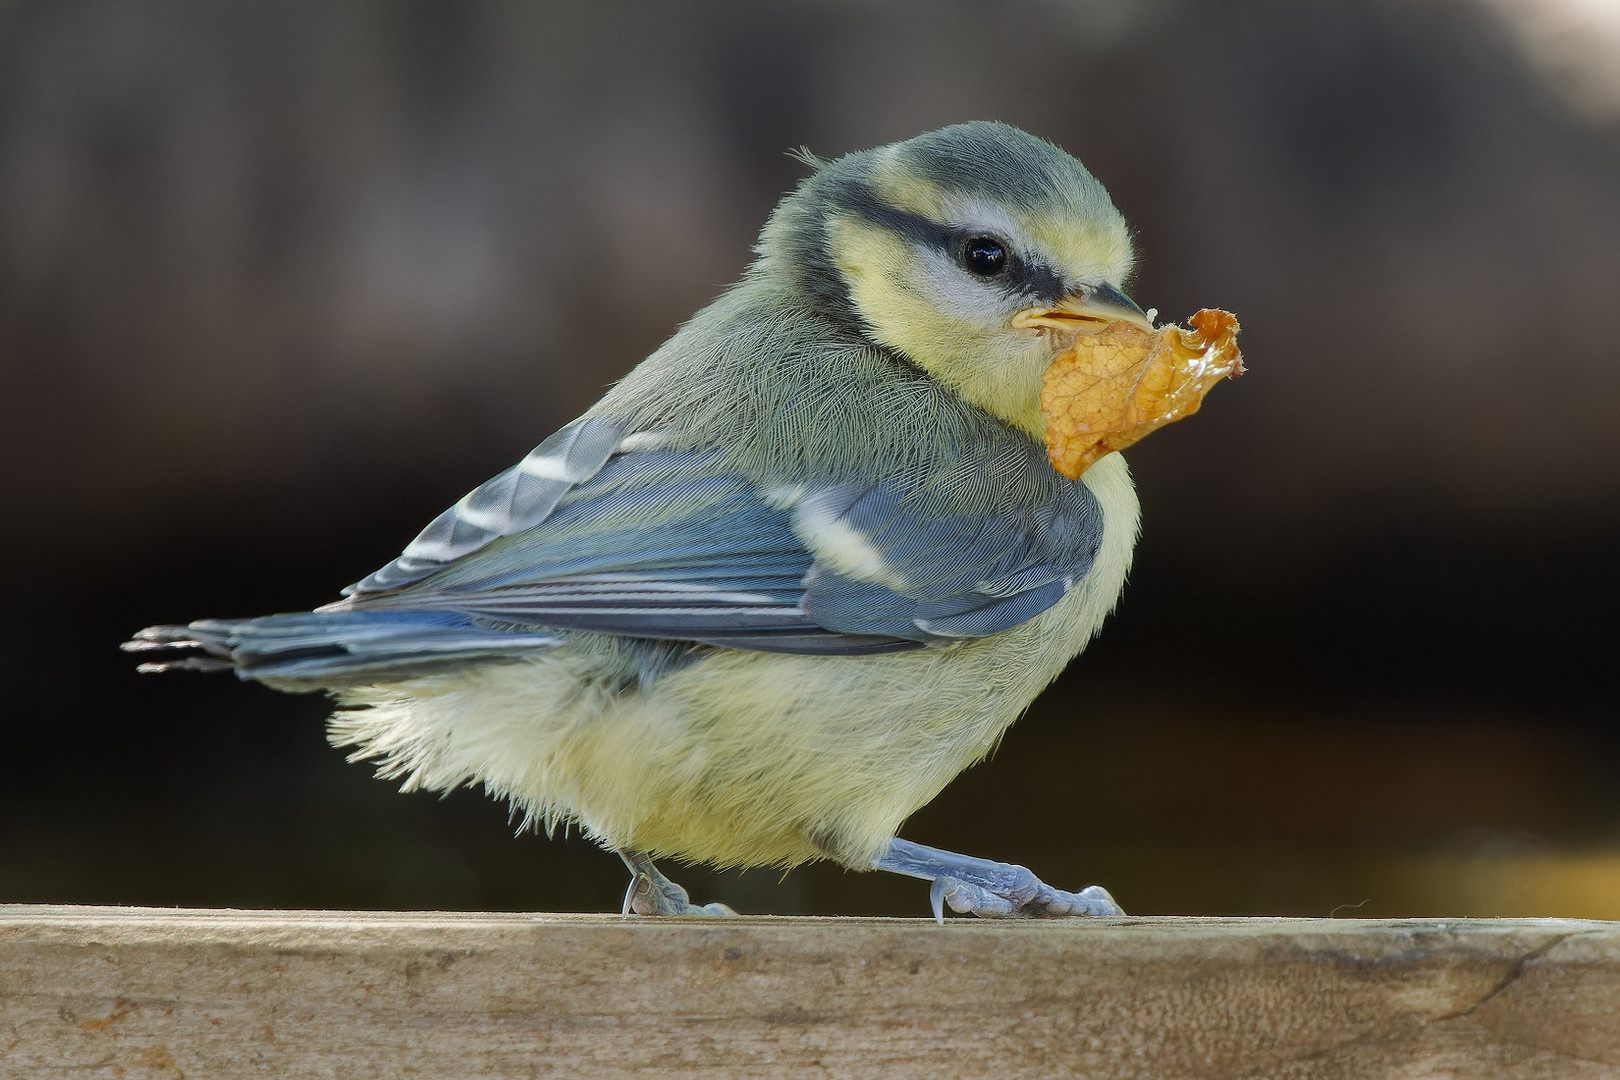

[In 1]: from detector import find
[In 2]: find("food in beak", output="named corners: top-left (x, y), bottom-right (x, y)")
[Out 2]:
top-left (1040, 309), bottom-right (1245, 480)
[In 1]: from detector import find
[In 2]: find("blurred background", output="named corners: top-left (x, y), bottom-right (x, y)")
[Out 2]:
top-left (2, 0), bottom-right (1618, 920)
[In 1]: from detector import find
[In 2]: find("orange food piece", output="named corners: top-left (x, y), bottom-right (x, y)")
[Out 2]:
top-left (1040, 308), bottom-right (1245, 480)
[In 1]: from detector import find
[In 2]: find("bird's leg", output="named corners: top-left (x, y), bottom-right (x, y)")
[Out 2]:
top-left (617, 850), bottom-right (738, 916)
top-left (873, 838), bottom-right (1123, 922)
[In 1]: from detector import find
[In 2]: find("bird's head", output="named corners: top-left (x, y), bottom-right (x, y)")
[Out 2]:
top-left (754, 121), bottom-right (1149, 439)
top-left (751, 125), bottom-right (1146, 443)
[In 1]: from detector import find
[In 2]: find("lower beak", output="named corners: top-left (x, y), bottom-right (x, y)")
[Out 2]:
top-left (1012, 282), bottom-right (1155, 334)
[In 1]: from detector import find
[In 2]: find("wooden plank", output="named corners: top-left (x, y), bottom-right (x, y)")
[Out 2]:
top-left (1, 906), bottom-right (1616, 1078)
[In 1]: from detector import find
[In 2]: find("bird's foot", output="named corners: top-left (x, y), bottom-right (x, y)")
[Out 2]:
top-left (928, 873), bottom-right (1121, 921)
top-left (875, 837), bottom-right (1123, 922)
top-left (618, 850), bottom-right (738, 917)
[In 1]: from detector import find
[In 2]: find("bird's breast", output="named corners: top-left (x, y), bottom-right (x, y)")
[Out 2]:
top-left (567, 453), bottom-right (1142, 868)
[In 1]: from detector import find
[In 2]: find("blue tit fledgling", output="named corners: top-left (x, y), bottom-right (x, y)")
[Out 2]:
top-left (127, 121), bottom-right (1164, 920)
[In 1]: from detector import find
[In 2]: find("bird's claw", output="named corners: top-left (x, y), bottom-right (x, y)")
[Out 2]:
top-left (928, 867), bottom-right (1123, 921)
top-left (621, 859), bottom-right (738, 917)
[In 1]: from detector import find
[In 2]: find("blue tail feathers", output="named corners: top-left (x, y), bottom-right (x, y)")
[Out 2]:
top-left (123, 609), bottom-right (561, 687)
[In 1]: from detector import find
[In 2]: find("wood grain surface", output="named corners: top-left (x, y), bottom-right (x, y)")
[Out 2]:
top-left (2, 907), bottom-right (1616, 1078)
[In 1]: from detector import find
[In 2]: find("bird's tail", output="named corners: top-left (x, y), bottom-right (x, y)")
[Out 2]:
top-left (122, 609), bottom-right (561, 689)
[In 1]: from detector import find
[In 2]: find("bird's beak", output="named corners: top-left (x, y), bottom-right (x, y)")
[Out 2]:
top-left (1011, 283), bottom-right (1155, 335)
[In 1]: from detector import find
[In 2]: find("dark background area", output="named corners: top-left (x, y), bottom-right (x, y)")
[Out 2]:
top-left (3, 0), bottom-right (1618, 919)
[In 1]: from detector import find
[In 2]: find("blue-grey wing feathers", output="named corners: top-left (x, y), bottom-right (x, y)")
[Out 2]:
top-left (126, 417), bottom-right (1105, 685)
top-left (347, 417), bottom-right (625, 595)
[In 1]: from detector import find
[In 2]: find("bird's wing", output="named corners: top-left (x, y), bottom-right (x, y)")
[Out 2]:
top-left (788, 470), bottom-right (1104, 641)
top-left (340, 418), bottom-right (1104, 655)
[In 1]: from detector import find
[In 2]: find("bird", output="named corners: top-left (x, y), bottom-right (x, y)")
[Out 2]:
top-left (126, 121), bottom-right (1163, 921)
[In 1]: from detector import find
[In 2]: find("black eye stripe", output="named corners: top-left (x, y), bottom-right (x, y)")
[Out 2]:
top-left (1014, 259), bottom-right (1066, 304)
top-left (942, 228), bottom-right (1064, 302)
top-left (835, 183), bottom-right (1068, 302)
top-left (837, 184), bottom-right (943, 247)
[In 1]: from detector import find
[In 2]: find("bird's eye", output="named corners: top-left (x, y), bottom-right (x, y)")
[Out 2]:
top-left (960, 236), bottom-right (1007, 277)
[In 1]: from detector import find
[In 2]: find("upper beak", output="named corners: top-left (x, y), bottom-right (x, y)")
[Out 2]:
top-left (1011, 282), bottom-right (1155, 334)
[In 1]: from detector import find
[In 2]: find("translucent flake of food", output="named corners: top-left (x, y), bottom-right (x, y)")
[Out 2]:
top-left (1040, 308), bottom-right (1245, 480)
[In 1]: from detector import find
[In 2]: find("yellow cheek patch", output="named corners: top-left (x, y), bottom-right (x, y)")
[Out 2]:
top-left (826, 214), bottom-right (947, 361)
top-left (826, 213), bottom-right (1050, 436)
